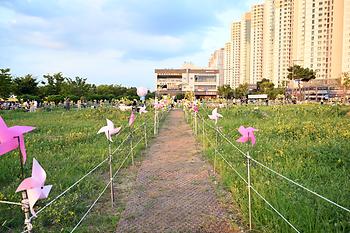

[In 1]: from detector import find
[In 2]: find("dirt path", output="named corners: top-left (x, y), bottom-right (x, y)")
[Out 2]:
top-left (115, 109), bottom-right (241, 233)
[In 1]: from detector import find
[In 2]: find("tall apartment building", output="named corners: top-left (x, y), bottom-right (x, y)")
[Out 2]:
top-left (293, 0), bottom-right (345, 81)
top-left (224, 42), bottom-right (233, 87)
top-left (250, 4), bottom-right (264, 84)
top-left (273, 0), bottom-right (294, 87)
top-left (240, 13), bottom-right (251, 85)
top-left (343, 0), bottom-right (350, 72)
top-left (262, 0), bottom-right (275, 81)
top-left (232, 22), bottom-right (242, 88)
top-left (214, 0), bottom-right (350, 89)
top-left (208, 48), bottom-right (225, 86)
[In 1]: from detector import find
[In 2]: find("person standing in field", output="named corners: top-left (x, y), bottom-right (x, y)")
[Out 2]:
top-left (65, 98), bottom-right (71, 111)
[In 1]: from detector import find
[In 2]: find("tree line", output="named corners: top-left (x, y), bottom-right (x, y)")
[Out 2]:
top-left (217, 65), bottom-right (317, 99)
top-left (0, 68), bottom-right (154, 103)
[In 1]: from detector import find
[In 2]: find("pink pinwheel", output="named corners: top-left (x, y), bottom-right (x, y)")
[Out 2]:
top-left (97, 119), bottom-right (121, 142)
top-left (208, 108), bottom-right (223, 124)
top-left (129, 111), bottom-right (136, 126)
top-left (192, 105), bottom-right (199, 113)
top-left (16, 158), bottom-right (52, 217)
top-left (236, 126), bottom-right (258, 145)
top-left (139, 106), bottom-right (148, 114)
top-left (0, 116), bottom-right (35, 164)
top-left (154, 102), bottom-right (163, 110)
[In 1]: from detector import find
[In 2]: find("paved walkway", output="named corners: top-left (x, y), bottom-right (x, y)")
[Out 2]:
top-left (115, 109), bottom-right (240, 233)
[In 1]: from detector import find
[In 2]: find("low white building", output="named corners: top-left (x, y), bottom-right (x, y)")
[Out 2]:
top-left (155, 63), bottom-right (219, 99)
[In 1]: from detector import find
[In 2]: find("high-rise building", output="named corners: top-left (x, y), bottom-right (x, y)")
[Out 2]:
top-left (343, 0), bottom-right (350, 73)
top-left (293, 0), bottom-right (345, 81)
top-left (215, 0), bottom-right (350, 89)
top-left (240, 14), bottom-right (251, 85)
top-left (224, 42), bottom-right (233, 87)
top-left (208, 48), bottom-right (225, 86)
top-left (262, 0), bottom-right (275, 82)
top-left (283, 0), bottom-right (350, 84)
top-left (273, 0), bottom-right (294, 87)
top-left (232, 22), bottom-right (242, 88)
top-left (250, 4), bottom-right (264, 84)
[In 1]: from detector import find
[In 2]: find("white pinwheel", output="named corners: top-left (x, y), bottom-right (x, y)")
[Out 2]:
top-left (97, 119), bottom-right (121, 142)
top-left (208, 108), bottom-right (223, 124)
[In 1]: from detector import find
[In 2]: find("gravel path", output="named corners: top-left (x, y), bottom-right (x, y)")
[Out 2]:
top-left (115, 109), bottom-right (241, 233)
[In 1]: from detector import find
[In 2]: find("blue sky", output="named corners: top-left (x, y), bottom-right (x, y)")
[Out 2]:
top-left (0, 0), bottom-right (261, 89)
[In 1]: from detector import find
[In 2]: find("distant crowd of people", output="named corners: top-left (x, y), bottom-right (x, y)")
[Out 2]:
top-left (0, 100), bottom-right (38, 111)
top-left (0, 98), bottom-right (145, 112)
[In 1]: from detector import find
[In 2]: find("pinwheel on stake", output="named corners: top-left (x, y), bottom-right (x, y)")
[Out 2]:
top-left (0, 116), bottom-right (35, 164)
top-left (97, 119), bottom-right (121, 142)
top-left (207, 108), bottom-right (223, 173)
top-left (236, 126), bottom-right (258, 145)
top-left (16, 158), bottom-right (52, 217)
top-left (208, 108), bottom-right (223, 125)
top-left (236, 125), bottom-right (258, 230)
top-left (97, 119), bottom-right (122, 207)
top-left (0, 117), bottom-right (36, 232)
top-left (129, 111), bottom-right (136, 127)
top-left (139, 106), bottom-right (148, 115)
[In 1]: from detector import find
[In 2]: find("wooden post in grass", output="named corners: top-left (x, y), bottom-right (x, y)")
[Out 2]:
top-left (154, 109), bottom-right (157, 136)
top-left (202, 117), bottom-right (205, 150)
top-left (17, 137), bottom-right (32, 233)
top-left (247, 152), bottom-right (252, 231)
top-left (130, 129), bottom-right (134, 166)
top-left (108, 141), bottom-right (114, 207)
top-left (158, 110), bottom-right (160, 134)
top-left (144, 122), bottom-right (148, 147)
top-left (214, 125), bottom-right (218, 174)
top-left (194, 111), bottom-right (198, 135)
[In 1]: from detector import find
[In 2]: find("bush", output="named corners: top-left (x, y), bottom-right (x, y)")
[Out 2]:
top-left (46, 95), bottom-right (64, 104)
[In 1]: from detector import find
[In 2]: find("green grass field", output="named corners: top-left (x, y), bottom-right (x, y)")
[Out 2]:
top-left (189, 104), bottom-right (350, 233)
top-left (0, 107), bottom-right (158, 232)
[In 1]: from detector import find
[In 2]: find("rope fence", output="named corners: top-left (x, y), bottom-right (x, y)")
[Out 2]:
top-left (185, 106), bottom-right (350, 232)
top-left (1, 108), bottom-right (169, 233)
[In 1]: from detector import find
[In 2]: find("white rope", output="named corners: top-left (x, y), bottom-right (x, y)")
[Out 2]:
top-left (69, 179), bottom-right (112, 233)
top-left (197, 108), bottom-right (350, 214)
top-left (250, 185), bottom-right (301, 233)
top-left (111, 122), bottom-right (145, 155)
top-left (133, 137), bottom-right (145, 151)
top-left (112, 150), bottom-right (134, 179)
top-left (198, 114), bottom-right (246, 157)
top-left (30, 157), bottom-right (109, 220)
top-left (249, 157), bottom-right (350, 213)
top-left (216, 150), bottom-right (248, 184)
top-left (0, 200), bottom-right (22, 206)
top-left (111, 132), bottom-right (132, 155)
top-left (70, 151), bottom-right (132, 232)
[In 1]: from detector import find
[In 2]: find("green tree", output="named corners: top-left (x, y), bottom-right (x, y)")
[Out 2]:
top-left (13, 74), bottom-right (39, 96)
top-left (235, 83), bottom-right (249, 99)
top-left (257, 79), bottom-right (274, 93)
top-left (287, 65), bottom-right (316, 100)
top-left (287, 65), bottom-right (316, 82)
top-left (62, 76), bottom-right (91, 97)
top-left (341, 72), bottom-right (350, 102)
top-left (0, 68), bottom-right (13, 98)
top-left (217, 85), bottom-right (234, 99)
top-left (42, 72), bottom-right (66, 96)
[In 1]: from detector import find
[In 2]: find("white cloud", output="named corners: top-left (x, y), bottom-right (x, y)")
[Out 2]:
top-left (1, 0), bottom-right (261, 88)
